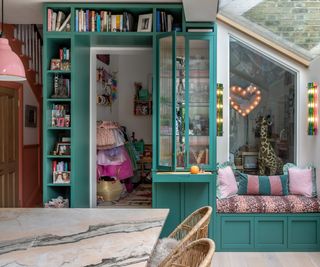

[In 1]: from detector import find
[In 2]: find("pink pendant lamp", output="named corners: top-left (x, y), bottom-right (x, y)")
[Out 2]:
top-left (0, 0), bottom-right (26, 81)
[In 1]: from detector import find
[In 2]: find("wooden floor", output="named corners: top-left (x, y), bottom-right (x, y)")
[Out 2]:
top-left (212, 252), bottom-right (320, 267)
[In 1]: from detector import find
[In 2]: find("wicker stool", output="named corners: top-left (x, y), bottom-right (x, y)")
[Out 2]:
top-left (159, 206), bottom-right (212, 267)
top-left (163, 238), bottom-right (215, 267)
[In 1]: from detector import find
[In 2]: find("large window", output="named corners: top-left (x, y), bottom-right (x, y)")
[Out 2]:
top-left (229, 37), bottom-right (296, 175)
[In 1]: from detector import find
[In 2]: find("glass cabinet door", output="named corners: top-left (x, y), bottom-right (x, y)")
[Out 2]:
top-left (157, 33), bottom-right (214, 171)
top-left (158, 33), bottom-right (175, 169)
top-left (175, 36), bottom-right (186, 169)
top-left (187, 38), bottom-right (211, 168)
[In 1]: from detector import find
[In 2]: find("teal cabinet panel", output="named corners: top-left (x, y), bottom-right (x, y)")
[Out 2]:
top-left (185, 183), bottom-right (213, 237)
top-left (221, 217), bottom-right (254, 249)
top-left (255, 217), bottom-right (287, 249)
top-left (154, 183), bottom-right (182, 237)
top-left (288, 217), bottom-right (320, 250)
top-left (184, 183), bottom-right (209, 216)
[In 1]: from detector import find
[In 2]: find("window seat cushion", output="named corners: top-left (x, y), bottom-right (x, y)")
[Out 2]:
top-left (217, 195), bottom-right (320, 213)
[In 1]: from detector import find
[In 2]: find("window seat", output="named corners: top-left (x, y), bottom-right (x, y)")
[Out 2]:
top-left (217, 195), bottom-right (320, 213)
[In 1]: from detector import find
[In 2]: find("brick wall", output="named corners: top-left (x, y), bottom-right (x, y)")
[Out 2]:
top-left (244, 0), bottom-right (320, 51)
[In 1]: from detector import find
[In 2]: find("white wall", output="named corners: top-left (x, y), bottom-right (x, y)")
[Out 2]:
top-left (96, 55), bottom-right (120, 122)
top-left (118, 53), bottom-right (152, 143)
top-left (217, 21), bottom-right (316, 167)
top-left (23, 82), bottom-right (39, 145)
top-left (95, 52), bottom-right (152, 143)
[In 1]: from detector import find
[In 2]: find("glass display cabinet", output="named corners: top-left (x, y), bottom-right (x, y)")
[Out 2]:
top-left (157, 32), bottom-right (215, 171)
top-left (153, 31), bottom-right (216, 237)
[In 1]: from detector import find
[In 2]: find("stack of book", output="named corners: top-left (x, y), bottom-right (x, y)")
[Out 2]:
top-left (156, 11), bottom-right (174, 32)
top-left (75, 9), bottom-right (134, 32)
top-left (47, 9), bottom-right (71, 31)
top-left (52, 74), bottom-right (70, 98)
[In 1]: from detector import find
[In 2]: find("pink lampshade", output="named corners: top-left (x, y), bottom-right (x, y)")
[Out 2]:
top-left (0, 38), bottom-right (26, 81)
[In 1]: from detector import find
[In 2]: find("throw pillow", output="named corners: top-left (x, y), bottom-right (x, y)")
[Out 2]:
top-left (217, 165), bottom-right (238, 199)
top-left (288, 168), bottom-right (313, 197)
top-left (283, 163), bottom-right (317, 197)
top-left (238, 173), bottom-right (289, 196)
top-left (148, 238), bottom-right (179, 267)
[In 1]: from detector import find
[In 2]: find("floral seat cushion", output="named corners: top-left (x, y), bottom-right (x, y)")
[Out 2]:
top-left (217, 195), bottom-right (320, 213)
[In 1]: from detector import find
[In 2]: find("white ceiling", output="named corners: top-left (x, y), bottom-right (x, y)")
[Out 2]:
top-left (1, 0), bottom-right (181, 24)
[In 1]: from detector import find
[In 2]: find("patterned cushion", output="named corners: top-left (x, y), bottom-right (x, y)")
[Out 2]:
top-left (238, 173), bottom-right (289, 196)
top-left (217, 195), bottom-right (320, 213)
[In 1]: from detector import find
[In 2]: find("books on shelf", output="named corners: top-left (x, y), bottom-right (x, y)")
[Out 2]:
top-left (156, 11), bottom-right (174, 32)
top-left (52, 160), bottom-right (70, 184)
top-left (47, 9), bottom-right (71, 32)
top-left (51, 104), bottom-right (71, 128)
top-left (52, 74), bottom-right (70, 98)
top-left (75, 9), bottom-right (134, 32)
top-left (50, 47), bottom-right (71, 71)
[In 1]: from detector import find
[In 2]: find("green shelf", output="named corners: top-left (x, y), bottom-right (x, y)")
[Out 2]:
top-left (47, 155), bottom-right (71, 159)
top-left (47, 183), bottom-right (71, 187)
top-left (46, 70), bottom-right (71, 74)
top-left (47, 127), bottom-right (71, 130)
top-left (47, 98), bottom-right (71, 102)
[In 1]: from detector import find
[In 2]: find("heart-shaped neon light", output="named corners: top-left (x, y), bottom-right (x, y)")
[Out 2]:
top-left (230, 85), bottom-right (261, 116)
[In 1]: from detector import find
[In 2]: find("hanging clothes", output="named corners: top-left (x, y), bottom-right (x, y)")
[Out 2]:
top-left (97, 147), bottom-right (134, 180)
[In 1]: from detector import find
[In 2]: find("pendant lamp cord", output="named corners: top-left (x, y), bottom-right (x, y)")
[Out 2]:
top-left (1, 0), bottom-right (3, 37)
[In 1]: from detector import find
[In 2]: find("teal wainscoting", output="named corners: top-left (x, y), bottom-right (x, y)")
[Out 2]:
top-left (153, 173), bottom-right (214, 238)
top-left (216, 214), bottom-right (320, 251)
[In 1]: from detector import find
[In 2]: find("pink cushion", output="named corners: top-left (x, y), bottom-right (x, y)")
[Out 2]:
top-left (217, 166), bottom-right (238, 199)
top-left (288, 168), bottom-right (313, 197)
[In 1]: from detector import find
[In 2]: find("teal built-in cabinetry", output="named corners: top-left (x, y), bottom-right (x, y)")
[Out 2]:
top-left (43, 2), bottom-right (320, 252)
top-left (42, 3), bottom-right (216, 211)
top-left (152, 31), bottom-right (217, 237)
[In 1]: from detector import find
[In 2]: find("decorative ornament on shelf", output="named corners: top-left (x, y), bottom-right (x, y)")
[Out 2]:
top-left (217, 83), bottom-right (223, 136)
top-left (230, 84), bottom-right (261, 116)
top-left (307, 82), bottom-right (318, 136)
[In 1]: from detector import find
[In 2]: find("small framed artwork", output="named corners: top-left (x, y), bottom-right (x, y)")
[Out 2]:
top-left (50, 59), bottom-right (61, 70)
top-left (53, 171), bottom-right (70, 184)
top-left (137, 14), bottom-right (152, 32)
top-left (55, 143), bottom-right (71, 155)
top-left (25, 105), bottom-right (37, 128)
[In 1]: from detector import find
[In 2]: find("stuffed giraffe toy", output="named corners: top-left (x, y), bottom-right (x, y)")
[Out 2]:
top-left (258, 117), bottom-right (283, 175)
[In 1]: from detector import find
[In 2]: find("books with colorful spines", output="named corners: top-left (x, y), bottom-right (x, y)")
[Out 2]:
top-left (58, 13), bottom-right (71, 32)
top-left (56, 11), bottom-right (66, 31)
top-left (156, 11), bottom-right (160, 32)
top-left (91, 10), bottom-right (95, 32)
top-left (51, 11), bottom-right (57, 31)
top-left (167, 14), bottom-right (173, 32)
top-left (102, 11), bottom-right (107, 32)
top-left (75, 10), bottom-right (79, 32)
top-left (47, 8), bottom-right (53, 31)
top-left (111, 14), bottom-right (123, 32)
top-left (108, 12), bottom-right (112, 32)
top-left (96, 14), bottom-right (101, 32)
top-left (86, 10), bottom-right (90, 32)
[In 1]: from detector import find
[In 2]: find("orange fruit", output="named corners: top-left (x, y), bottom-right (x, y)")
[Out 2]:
top-left (190, 165), bottom-right (200, 174)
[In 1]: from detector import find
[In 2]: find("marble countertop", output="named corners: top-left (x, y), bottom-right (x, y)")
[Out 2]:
top-left (0, 208), bottom-right (169, 267)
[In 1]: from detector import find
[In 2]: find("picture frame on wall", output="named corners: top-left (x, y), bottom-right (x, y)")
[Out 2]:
top-left (25, 105), bottom-right (37, 128)
top-left (137, 14), bottom-right (152, 32)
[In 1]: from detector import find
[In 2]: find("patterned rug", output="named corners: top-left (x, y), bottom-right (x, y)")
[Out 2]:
top-left (98, 183), bottom-right (152, 208)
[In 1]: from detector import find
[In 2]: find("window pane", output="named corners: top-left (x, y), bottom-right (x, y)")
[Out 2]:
top-left (229, 37), bottom-right (295, 175)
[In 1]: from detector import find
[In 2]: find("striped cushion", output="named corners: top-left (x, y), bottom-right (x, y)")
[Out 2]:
top-left (238, 173), bottom-right (289, 196)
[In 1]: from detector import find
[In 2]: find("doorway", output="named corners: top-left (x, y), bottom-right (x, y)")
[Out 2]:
top-left (0, 82), bottom-right (23, 207)
top-left (90, 47), bottom-right (153, 208)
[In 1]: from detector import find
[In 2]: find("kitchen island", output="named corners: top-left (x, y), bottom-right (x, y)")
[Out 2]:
top-left (0, 208), bottom-right (168, 267)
